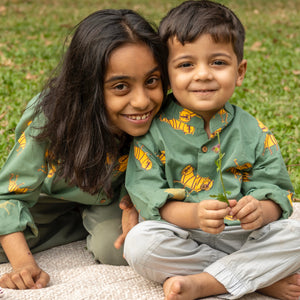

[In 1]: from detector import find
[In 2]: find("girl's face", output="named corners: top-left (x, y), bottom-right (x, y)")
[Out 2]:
top-left (104, 43), bottom-right (164, 137)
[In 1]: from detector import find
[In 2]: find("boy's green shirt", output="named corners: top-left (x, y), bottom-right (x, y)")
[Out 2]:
top-left (0, 95), bottom-right (128, 237)
top-left (126, 94), bottom-right (294, 224)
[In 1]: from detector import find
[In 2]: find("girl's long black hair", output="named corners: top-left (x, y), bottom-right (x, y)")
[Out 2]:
top-left (34, 9), bottom-right (168, 196)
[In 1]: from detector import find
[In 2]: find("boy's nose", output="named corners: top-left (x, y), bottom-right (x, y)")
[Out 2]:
top-left (193, 65), bottom-right (213, 81)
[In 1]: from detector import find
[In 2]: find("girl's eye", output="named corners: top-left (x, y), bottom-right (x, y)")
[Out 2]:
top-left (146, 76), bottom-right (160, 87)
top-left (111, 83), bottom-right (129, 95)
top-left (114, 83), bottom-right (127, 91)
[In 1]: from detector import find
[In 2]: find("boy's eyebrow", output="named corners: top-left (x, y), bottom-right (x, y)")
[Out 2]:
top-left (170, 55), bottom-right (193, 63)
top-left (211, 53), bottom-right (233, 60)
top-left (170, 53), bottom-right (234, 63)
top-left (105, 66), bottom-right (160, 83)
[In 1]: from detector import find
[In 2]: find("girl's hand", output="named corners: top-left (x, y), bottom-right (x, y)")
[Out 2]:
top-left (114, 195), bottom-right (138, 249)
top-left (197, 200), bottom-right (231, 234)
top-left (0, 262), bottom-right (50, 289)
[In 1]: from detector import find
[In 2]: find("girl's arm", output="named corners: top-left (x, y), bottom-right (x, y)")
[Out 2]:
top-left (0, 232), bottom-right (49, 289)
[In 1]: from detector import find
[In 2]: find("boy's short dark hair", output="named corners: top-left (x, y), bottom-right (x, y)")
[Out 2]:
top-left (159, 0), bottom-right (245, 62)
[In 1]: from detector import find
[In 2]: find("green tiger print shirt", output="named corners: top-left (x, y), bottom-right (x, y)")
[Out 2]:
top-left (126, 94), bottom-right (294, 225)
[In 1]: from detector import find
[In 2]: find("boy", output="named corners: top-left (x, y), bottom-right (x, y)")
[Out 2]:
top-left (124, 1), bottom-right (300, 299)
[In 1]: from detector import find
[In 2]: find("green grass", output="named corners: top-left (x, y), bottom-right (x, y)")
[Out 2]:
top-left (0, 0), bottom-right (299, 198)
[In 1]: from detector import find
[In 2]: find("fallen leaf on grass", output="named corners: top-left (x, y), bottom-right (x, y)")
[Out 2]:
top-left (25, 73), bottom-right (38, 80)
top-left (0, 120), bottom-right (8, 127)
top-left (0, 54), bottom-right (14, 67)
top-left (250, 41), bottom-right (262, 51)
top-left (292, 70), bottom-right (300, 75)
top-left (0, 6), bottom-right (6, 14)
top-left (0, 112), bottom-right (7, 120)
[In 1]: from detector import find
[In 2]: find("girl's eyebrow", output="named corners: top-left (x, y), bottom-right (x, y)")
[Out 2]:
top-left (105, 66), bottom-right (160, 84)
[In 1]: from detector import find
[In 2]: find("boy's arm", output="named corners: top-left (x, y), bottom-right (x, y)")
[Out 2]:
top-left (126, 136), bottom-right (231, 233)
top-left (160, 199), bottom-right (231, 234)
top-left (241, 128), bottom-right (294, 221)
top-left (0, 232), bottom-right (49, 289)
top-left (126, 139), bottom-right (173, 221)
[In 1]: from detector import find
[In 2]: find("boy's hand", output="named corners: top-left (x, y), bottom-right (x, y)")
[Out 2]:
top-left (230, 195), bottom-right (264, 230)
top-left (114, 195), bottom-right (138, 249)
top-left (0, 263), bottom-right (49, 289)
top-left (197, 200), bottom-right (231, 234)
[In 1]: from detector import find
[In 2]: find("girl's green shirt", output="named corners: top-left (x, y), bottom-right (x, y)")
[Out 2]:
top-left (0, 95), bottom-right (128, 237)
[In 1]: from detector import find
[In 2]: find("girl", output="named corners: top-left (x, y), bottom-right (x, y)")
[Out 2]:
top-left (0, 9), bottom-right (168, 290)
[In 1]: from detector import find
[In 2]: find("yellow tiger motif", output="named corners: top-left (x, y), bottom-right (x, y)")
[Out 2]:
top-left (0, 201), bottom-right (15, 215)
top-left (158, 151), bottom-right (166, 164)
top-left (176, 165), bottom-right (213, 192)
top-left (160, 116), bottom-right (195, 135)
top-left (8, 174), bottom-right (31, 194)
top-left (227, 159), bottom-right (252, 182)
top-left (134, 146), bottom-right (152, 170)
top-left (115, 155), bottom-right (129, 172)
top-left (179, 109), bottom-right (198, 122)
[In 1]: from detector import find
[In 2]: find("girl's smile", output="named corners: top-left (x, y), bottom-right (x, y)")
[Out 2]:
top-left (104, 43), bottom-right (164, 137)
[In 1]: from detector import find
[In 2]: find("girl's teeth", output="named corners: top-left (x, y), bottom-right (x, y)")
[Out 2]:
top-left (129, 112), bottom-right (150, 120)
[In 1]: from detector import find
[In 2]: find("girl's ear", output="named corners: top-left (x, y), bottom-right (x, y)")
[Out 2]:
top-left (236, 59), bottom-right (247, 87)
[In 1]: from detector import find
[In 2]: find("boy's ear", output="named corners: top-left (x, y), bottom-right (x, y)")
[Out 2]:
top-left (236, 59), bottom-right (247, 87)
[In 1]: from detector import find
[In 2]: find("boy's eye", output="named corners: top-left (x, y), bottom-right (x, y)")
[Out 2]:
top-left (212, 60), bottom-right (226, 66)
top-left (178, 62), bottom-right (193, 68)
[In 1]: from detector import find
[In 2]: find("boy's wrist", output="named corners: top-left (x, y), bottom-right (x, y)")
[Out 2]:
top-left (260, 199), bottom-right (282, 225)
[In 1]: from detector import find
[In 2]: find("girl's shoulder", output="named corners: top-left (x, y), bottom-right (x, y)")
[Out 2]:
top-left (15, 94), bottom-right (46, 137)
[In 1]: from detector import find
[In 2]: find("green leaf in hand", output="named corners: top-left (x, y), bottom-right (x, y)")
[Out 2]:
top-left (210, 133), bottom-right (230, 205)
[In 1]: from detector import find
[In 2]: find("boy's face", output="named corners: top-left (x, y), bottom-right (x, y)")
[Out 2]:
top-left (167, 34), bottom-right (247, 122)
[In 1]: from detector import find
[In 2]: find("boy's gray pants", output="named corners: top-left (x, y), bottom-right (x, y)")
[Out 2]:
top-left (124, 219), bottom-right (300, 299)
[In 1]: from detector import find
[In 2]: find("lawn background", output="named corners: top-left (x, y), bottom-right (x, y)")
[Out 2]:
top-left (0, 0), bottom-right (299, 198)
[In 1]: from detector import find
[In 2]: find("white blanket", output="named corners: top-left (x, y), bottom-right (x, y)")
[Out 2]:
top-left (1, 203), bottom-right (299, 300)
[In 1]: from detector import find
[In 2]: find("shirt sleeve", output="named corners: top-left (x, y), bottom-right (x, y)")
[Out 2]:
top-left (0, 96), bottom-right (48, 237)
top-left (125, 133), bottom-right (183, 221)
top-left (242, 126), bottom-right (294, 219)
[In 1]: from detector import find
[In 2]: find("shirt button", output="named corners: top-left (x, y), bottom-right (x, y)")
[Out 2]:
top-left (201, 146), bottom-right (208, 153)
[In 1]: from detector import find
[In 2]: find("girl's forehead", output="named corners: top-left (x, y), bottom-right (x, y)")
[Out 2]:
top-left (105, 43), bottom-right (158, 81)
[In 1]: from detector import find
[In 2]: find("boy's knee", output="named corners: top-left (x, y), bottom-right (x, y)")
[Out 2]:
top-left (124, 221), bottom-right (158, 266)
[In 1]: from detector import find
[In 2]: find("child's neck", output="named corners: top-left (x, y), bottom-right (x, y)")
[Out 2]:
top-left (204, 120), bottom-right (211, 138)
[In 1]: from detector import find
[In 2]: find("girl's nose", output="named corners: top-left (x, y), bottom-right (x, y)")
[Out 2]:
top-left (130, 88), bottom-right (150, 110)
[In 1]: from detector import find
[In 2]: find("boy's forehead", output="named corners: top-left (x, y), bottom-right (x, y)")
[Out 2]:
top-left (167, 34), bottom-right (232, 50)
top-left (167, 34), bottom-right (238, 62)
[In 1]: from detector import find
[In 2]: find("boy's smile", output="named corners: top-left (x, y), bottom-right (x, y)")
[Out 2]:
top-left (167, 34), bottom-right (247, 124)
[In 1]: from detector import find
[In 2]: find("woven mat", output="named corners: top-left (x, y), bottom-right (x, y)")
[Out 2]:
top-left (1, 203), bottom-right (299, 300)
